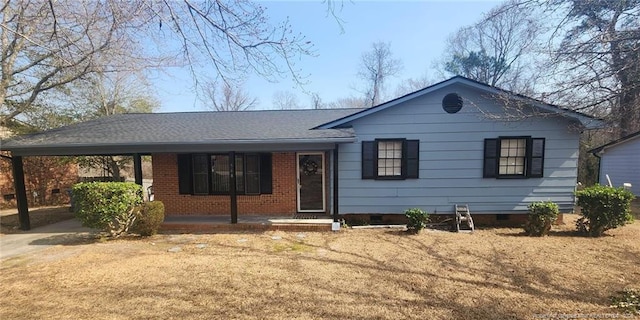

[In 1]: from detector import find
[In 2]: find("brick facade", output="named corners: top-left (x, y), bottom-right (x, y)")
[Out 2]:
top-left (152, 152), bottom-right (300, 216)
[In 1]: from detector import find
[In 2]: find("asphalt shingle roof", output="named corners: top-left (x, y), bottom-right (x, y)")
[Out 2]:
top-left (1, 109), bottom-right (360, 155)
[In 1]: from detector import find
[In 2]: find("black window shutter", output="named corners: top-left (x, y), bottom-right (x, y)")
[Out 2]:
top-left (527, 138), bottom-right (545, 178)
top-left (362, 141), bottom-right (375, 179)
top-left (259, 153), bottom-right (273, 194)
top-left (483, 139), bottom-right (498, 178)
top-left (177, 154), bottom-right (193, 194)
top-left (404, 140), bottom-right (419, 179)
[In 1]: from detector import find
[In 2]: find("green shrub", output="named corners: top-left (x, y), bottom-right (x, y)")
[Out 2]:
top-left (405, 208), bottom-right (429, 233)
top-left (131, 201), bottom-right (165, 236)
top-left (575, 185), bottom-right (635, 237)
top-left (610, 289), bottom-right (640, 315)
top-left (72, 182), bottom-right (142, 238)
top-left (523, 201), bottom-right (559, 236)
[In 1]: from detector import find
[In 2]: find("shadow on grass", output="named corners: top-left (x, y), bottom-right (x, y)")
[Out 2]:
top-left (207, 230), bottom-right (626, 319)
top-left (8, 226), bottom-right (638, 320)
top-left (1, 206), bottom-right (74, 234)
top-left (29, 233), bottom-right (100, 246)
top-left (491, 226), bottom-right (589, 238)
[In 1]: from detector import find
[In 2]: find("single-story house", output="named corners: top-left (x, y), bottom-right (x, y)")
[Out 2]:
top-left (590, 130), bottom-right (640, 196)
top-left (0, 76), bottom-right (603, 229)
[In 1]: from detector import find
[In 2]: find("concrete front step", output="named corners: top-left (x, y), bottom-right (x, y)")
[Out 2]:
top-left (160, 215), bottom-right (335, 233)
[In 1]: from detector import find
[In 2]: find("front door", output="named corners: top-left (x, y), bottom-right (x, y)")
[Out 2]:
top-left (297, 153), bottom-right (325, 212)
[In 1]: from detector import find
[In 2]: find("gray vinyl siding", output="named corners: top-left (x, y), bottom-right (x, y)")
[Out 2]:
top-left (599, 137), bottom-right (640, 196)
top-left (338, 84), bottom-right (581, 215)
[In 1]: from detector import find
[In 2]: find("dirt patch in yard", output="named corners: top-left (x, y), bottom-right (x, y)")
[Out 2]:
top-left (0, 206), bottom-right (74, 234)
top-left (1, 214), bottom-right (639, 320)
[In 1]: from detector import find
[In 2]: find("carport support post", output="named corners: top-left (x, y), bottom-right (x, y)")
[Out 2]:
top-left (11, 155), bottom-right (30, 230)
top-left (133, 154), bottom-right (143, 186)
top-left (229, 151), bottom-right (238, 224)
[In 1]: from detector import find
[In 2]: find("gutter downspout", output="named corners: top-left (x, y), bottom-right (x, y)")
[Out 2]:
top-left (592, 152), bottom-right (602, 186)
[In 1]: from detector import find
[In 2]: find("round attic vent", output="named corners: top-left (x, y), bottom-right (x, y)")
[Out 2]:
top-left (442, 93), bottom-right (463, 114)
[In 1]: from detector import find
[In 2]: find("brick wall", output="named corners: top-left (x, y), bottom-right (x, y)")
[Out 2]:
top-left (152, 153), bottom-right (298, 216)
top-left (1, 155), bottom-right (78, 209)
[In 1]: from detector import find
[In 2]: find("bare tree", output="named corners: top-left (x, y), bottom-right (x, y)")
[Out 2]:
top-left (200, 80), bottom-right (257, 111)
top-left (325, 96), bottom-right (368, 109)
top-left (309, 92), bottom-right (324, 109)
top-left (394, 74), bottom-right (433, 96)
top-left (439, 0), bottom-right (542, 94)
top-left (0, 1), bottom-right (145, 125)
top-left (357, 42), bottom-right (403, 107)
top-left (79, 72), bottom-right (158, 117)
top-left (272, 90), bottom-right (301, 109)
top-left (538, 0), bottom-right (640, 137)
top-left (68, 71), bottom-right (159, 181)
top-left (1, 0), bottom-right (313, 125)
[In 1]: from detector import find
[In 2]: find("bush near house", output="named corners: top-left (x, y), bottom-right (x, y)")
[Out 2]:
top-left (72, 182), bottom-right (142, 238)
top-left (404, 208), bottom-right (429, 233)
top-left (131, 201), bottom-right (165, 236)
top-left (523, 201), bottom-right (559, 236)
top-left (575, 185), bottom-right (635, 237)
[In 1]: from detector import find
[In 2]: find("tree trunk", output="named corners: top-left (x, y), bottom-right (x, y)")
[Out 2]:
top-left (108, 156), bottom-right (121, 181)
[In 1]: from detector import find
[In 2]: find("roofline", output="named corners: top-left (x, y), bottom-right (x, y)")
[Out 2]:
top-left (2, 137), bottom-right (357, 156)
top-left (589, 130), bottom-right (640, 155)
top-left (315, 76), bottom-right (605, 129)
top-left (133, 108), bottom-right (363, 115)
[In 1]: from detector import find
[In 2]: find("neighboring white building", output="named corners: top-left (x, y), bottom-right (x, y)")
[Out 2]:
top-left (591, 131), bottom-right (640, 196)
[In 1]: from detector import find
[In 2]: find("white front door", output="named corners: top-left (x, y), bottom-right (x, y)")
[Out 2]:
top-left (296, 153), bottom-right (325, 212)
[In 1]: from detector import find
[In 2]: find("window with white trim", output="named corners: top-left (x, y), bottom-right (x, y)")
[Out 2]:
top-left (377, 140), bottom-right (403, 177)
top-left (499, 138), bottom-right (526, 175)
top-left (483, 137), bottom-right (545, 179)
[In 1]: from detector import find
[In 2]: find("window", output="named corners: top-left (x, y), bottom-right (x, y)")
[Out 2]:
top-left (499, 138), bottom-right (526, 175)
top-left (377, 141), bottom-right (402, 177)
top-left (211, 155), bottom-right (230, 193)
top-left (362, 139), bottom-right (419, 180)
top-left (177, 153), bottom-right (272, 195)
top-left (245, 154), bottom-right (261, 195)
top-left (483, 137), bottom-right (545, 178)
top-left (192, 154), bottom-right (210, 195)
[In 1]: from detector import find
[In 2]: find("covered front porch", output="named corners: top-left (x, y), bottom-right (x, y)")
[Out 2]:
top-left (5, 147), bottom-right (345, 231)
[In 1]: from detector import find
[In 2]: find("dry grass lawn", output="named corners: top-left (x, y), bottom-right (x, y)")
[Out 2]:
top-left (1, 214), bottom-right (639, 320)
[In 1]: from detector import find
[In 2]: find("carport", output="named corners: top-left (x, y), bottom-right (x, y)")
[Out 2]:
top-left (3, 152), bottom-right (144, 231)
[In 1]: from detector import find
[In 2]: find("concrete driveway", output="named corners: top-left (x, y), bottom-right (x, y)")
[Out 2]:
top-left (0, 219), bottom-right (95, 260)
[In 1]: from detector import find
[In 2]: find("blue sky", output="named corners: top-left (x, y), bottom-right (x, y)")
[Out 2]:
top-left (154, 1), bottom-right (502, 112)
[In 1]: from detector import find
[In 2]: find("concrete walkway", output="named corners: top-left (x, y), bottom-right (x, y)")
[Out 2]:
top-left (0, 219), bottom-right (94, 260)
